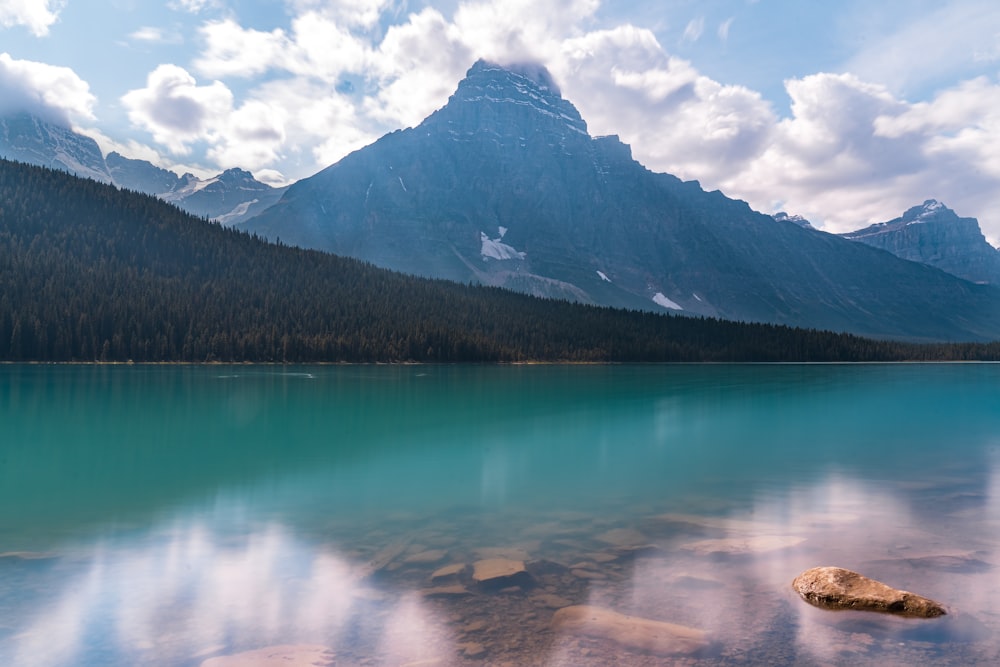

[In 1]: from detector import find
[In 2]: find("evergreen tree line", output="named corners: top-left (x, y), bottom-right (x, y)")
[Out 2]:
top-left (2, 158), bottom-right (999, 363)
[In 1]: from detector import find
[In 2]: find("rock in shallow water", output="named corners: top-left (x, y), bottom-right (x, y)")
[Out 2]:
top-left (550, 605), bottom-right (708, 656)
top-left (200, 645), bottom-right (335, 667)
top-left (472, 558), bottom-right (532, 588)
top-left (792, 566), bottom-right (946, 618)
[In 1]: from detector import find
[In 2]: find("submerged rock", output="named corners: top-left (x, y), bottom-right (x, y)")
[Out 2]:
top-left (792, 566), bottom-right (947, 618)
top-left (681, 535), bottom-right (805, 555)
top-left (430, 562), bottom-right (468, 582)
top-left (595, 528), bottom-right (648, 547)
top-left (472, 558), bottom-right (531, 588)
top-left (200, 644), bottom-right (335, 667)
top-left (550, 605), bottom-right (708, 656)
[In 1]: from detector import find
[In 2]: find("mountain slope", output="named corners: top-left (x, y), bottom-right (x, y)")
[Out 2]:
top-left (244, 60), bottom-right (1000, 342)
top-left (841, 200), bottom-right (1000, 285)
top-left (0, 112), bottom-right (111, 183)
top-left (10, 157), bottom-right (967, 363)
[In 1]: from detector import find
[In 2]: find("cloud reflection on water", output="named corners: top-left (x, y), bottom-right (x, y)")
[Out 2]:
top-left (10, 518), bottom-right (452, 666)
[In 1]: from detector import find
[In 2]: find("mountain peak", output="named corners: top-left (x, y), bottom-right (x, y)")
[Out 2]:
top-left (842, 201), bottom-right (999, 284)
top-left (901, 199), bottom-right (955, 224)
top-left (427, 59), bottom-right (588, 137)
top-left (467, 59), bottom-right (562, 95)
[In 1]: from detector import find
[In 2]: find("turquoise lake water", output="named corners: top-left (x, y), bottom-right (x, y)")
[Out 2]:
top-left (2, 363), bottom-right (1000, 666)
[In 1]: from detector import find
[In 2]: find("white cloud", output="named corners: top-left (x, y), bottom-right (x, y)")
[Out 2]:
top-left (168, 0), bottom-right (218, 13)
top-left (194, 19), bottom-right (293, 78)
top-left (681, 17), bottom-right (703, 43)
top-left (0, 0), bottom-right (62, 36)
top-left (0, 52), bottom-right (95, 123)
top-left (287, 0), bottom-right (396, 29)
top-left (557, 26), bottom-right (774, 178)
top-left (251, 77), bottom-right (377, 168)
top-left (206, 98), bottom-right (288, 169)
top-left (121, 64), bottom-right (234, 155)
top-left (713, 72), bottom-right (1000, 240)
top-left (129, 26), bottom-right (182, 44)
top-left (718, 17), bottom-right (734, 42)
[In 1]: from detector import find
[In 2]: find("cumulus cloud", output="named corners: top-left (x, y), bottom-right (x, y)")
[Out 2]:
top-left (121, 64), bottom-right (234, 155)
top-left (0, 0), bottom-right (62, 36)
top-left (287, 0), bottom-right (396, 29)
top-left (0, 52), bottom-right (95, 124)
top-left (716, 72), bottom-right (1000, 240)
top-left (556, 26), bottom-right (775, 179)
top-left (194, 20), bottom-right (293, 78)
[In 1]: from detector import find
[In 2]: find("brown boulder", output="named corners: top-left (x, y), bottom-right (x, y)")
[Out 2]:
top-left (792, 566), bottom-right (946, 618)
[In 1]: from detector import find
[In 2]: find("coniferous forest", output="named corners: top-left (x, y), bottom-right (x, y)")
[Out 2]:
top-left (2, 158), bottom-right (999, 363)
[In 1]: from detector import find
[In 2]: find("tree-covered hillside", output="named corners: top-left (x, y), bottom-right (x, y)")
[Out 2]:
top-left (1, 158), bottom-right (998, 363)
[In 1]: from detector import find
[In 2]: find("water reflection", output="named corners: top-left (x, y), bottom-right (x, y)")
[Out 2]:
top-left (3, 364), bottom-right (1000, 665)
top-left (4, 464), bottom-right (1000, 666)
top-left (6, 516), bottom-right (455, 666)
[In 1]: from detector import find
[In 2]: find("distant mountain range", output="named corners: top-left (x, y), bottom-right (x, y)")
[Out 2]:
top-left (0, 112), bottom-right (284, 226)
top-left (243, 60), bottom-right (1000, 342)
top-left (10, 156), bottom-right (959, 363)
top-left (7, 62), bottom-right (1000, 343)
top-left (840, 200), bottom-right (1000, 285)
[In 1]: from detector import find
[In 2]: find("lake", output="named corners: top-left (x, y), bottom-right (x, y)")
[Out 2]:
top-left (2, 363), bottom-right (999, 666)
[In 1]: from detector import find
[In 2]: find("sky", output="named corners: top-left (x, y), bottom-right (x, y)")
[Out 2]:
top-left (2, 0), bottom-right (1000, 239)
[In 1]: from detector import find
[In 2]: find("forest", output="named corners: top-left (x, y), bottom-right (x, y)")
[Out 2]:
top-left (2, 158), bottom-right (999, 363)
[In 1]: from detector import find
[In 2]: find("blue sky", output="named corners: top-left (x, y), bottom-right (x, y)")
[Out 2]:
top-left (2, 0), bottom-right (1000, 238)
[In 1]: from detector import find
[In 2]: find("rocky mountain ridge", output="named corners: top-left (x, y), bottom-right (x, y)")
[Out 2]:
top-left (841, 200), bottom-right (1000, 285)
top-left (243, 59), bottom-right (1000, 341)
top-left (0, 112), bottom-right (283, 225)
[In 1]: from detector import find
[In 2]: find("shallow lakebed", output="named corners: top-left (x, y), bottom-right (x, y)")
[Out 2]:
top-left (2, 363), bottom-right (999, 665)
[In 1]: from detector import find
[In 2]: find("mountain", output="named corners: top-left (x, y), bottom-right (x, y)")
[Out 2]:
top-left (106, 150), bottom-right (183, 194)
top-left (841, 200), bottom-right (1000, 285)
top-left (158, 167), bottom-right (286, 225)
top-left (0, 112), bottom-right (111, 183)
top-left (772, 212), bottom-right (815, 230)
top-left (0, 112), bottom-right (283, 226)
top-left (7, 156), bottom-right (970, 363)
top-left (244, 60), bottom-right (1000, 342)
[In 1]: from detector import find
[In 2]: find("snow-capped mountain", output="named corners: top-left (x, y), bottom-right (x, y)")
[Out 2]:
top-left (156, 168), bottom-right (286, 224)
top-left (0, 112), bottom-right (284, 226)
top-left (0, 112), bottom-right (111, 183)
top-left (841, 200), bottom-right (1000, 285)
top-left (243, 59), bottom-right (1000, 341)
top-left (772, 212), bottom-right (815, 230)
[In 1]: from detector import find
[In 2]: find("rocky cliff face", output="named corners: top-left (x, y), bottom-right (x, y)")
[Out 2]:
top-left (0, 112), bottom-right (111, 183)
top-left (842, 200), bottom-right (1000, 285)
top-left (243, 60), bottom-right (1000, 341)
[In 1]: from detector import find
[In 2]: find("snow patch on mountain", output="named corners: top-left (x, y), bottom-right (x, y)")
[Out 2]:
top-left (908, 199), bottom-right (945, 225)
top-left (481, 231), bottom-right (526, 261)
top-left (653, 292), bottom-right (683, 310)
top-left (215, 199), bottom-right (259, 226)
